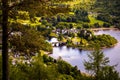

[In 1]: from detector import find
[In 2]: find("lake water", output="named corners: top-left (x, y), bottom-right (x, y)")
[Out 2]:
top-left (50, 30), bottom-right (120, 73)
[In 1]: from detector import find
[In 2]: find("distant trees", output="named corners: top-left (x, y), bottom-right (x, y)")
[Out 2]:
top-left (84, 50), bottom-right (120, 80)
top-left (75, 8), bottom-right (90, 22)
top-left (94, 23), bottom-right (101, 28)
top-left (103, 23), bottom-right (111, 28)
top-left (97, 13), bottom-right (112, 23)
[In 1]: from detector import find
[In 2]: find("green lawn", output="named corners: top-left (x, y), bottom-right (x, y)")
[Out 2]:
top-left (88, 15), bottom-right (104, 26)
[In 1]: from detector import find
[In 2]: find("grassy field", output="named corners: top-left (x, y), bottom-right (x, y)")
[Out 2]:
top-left (88, 15), bottom-right (104, 26)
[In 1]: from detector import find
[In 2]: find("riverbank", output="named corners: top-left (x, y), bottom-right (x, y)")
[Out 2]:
top-left (79, 43), bottom-right (118, 51)
top-left (66, 43), bottom-right (117, 51)
top-left (89, 27), bottom-right (119, 31)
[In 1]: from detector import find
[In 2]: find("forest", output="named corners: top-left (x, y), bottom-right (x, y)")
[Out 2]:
top-left (0, 0), bottom-right (120, 80)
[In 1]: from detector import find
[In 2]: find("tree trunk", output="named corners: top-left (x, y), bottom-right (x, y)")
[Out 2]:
top-left (2, 0), bottom-right (9, 80)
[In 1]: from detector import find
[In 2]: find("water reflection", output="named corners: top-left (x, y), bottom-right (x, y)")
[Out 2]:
top-left (50, 30), bottom-right (120, 73)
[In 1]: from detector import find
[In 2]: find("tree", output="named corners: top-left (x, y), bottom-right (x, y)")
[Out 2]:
top-left (84, 50), bottom-right (120, 80)
top-left (74, 8), bottom-right (90, 22)
top-left (1, 0), bottom-right (9, 80)
top-left (1, 0), bottom-right (72, 80)
top-left (57, 59), bottom-right (72, 75)
top-left (99, 66), bottom-right (120, 80)
top-left (9, 28), bottom-right (52, 58)
top-left (97, 13), bottom-right (112, 23)
top-left (0, 55), bottom-right (2, 79)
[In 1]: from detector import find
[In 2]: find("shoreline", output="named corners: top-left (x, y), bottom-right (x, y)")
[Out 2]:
top-left (89, 27), bottom-right (119, 31)
top-left (66, 43), bottom-right (117, 51)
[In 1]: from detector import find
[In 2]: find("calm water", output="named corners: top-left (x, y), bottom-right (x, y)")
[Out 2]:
top-left (50, 30), bottom-right (120, 73)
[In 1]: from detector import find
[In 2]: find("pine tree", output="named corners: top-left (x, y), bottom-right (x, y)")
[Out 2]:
top-left (84, 50), bottom-right (120, 80)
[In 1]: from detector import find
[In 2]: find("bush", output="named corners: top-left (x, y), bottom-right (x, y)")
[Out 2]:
top-left (97, 13), bottom-right (112, 23)
top-left (103, 23), bottom-right (111, 27)
top-left (57, 59), bottom-right (72, 75)
top-left (94, 23), bottom-right (101, 28)
top-left (82, 23), bottom-right (90, 28)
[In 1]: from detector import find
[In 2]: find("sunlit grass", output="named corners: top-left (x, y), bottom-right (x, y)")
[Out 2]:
top-left (72, 37), bottom-right (81, 42)
top-left (88, 15), bottom-right (104, 25)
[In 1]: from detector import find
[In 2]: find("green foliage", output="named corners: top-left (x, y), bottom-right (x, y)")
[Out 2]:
top-left (84, 50), bottom-right (109, 74)
top-left (82, 23), bottom-right (90, 28)
top-left (17, 11), bottom-right (30, 20)
top-left (56, 22), bottom-right (69, 29)
top-left (2, 0), bottom-right (120, 80)
top-left (49, 32), bottom-right (58, 38)
top-left (37, 25), bottom-right (54, 39)
top-left (97, 13), bottom-right (112, 23)
top-left (41, 20), bottom-right (48, 25)
top-left (10, 63), bottom-right (29, 80)
top-left (57, 58), bottom-right (83, 80)
top-left (9, 54), bottom-right (58, 80)
top-left (9, 27), bottom-right (52, 57)
top-left (94, 23), bottom-right (101, 28)
top-left (58, 74), bottom-right (74, 80)
top-left (75, 8), bottom-right (90, 22)
top-left (43, 54), bottom-right (54, 64)
top-left (29, 57), bottom-right (57, 80)
top-left (87, 34), bottom-right (117, 49)
top-left (66, 39), bottom-right (73, 47)
top-left (84, 50), bottom-right (120, 80)
top-left (93, 0), bottom-right (120, 25)
top-left (103, 23), bottom-right (111, 28)
top-left (0, 53), bottom-right (84, 80)
top-left (58, 33), bottom-right (64, 41)
top-left (57, 59), bottom-right (72, 75)
top-left (93, 34), bottom-right (117, 47)
top-left (77, 30), bottom-right (93, 40)
top-left (88, 14), bottom-right (104, 26)
top-left (99, 66), bottom-right (120, 80)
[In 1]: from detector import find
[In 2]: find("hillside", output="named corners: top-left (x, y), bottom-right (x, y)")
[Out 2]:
top-left (1, 0), bottom-right (120, 80)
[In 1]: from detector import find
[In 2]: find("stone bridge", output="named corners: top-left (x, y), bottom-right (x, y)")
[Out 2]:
top-left (51, 42), bottom-right (66, 47)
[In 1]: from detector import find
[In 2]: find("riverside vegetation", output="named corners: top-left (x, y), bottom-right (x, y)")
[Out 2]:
top-left (0, 0), bottom-right (120, 80)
